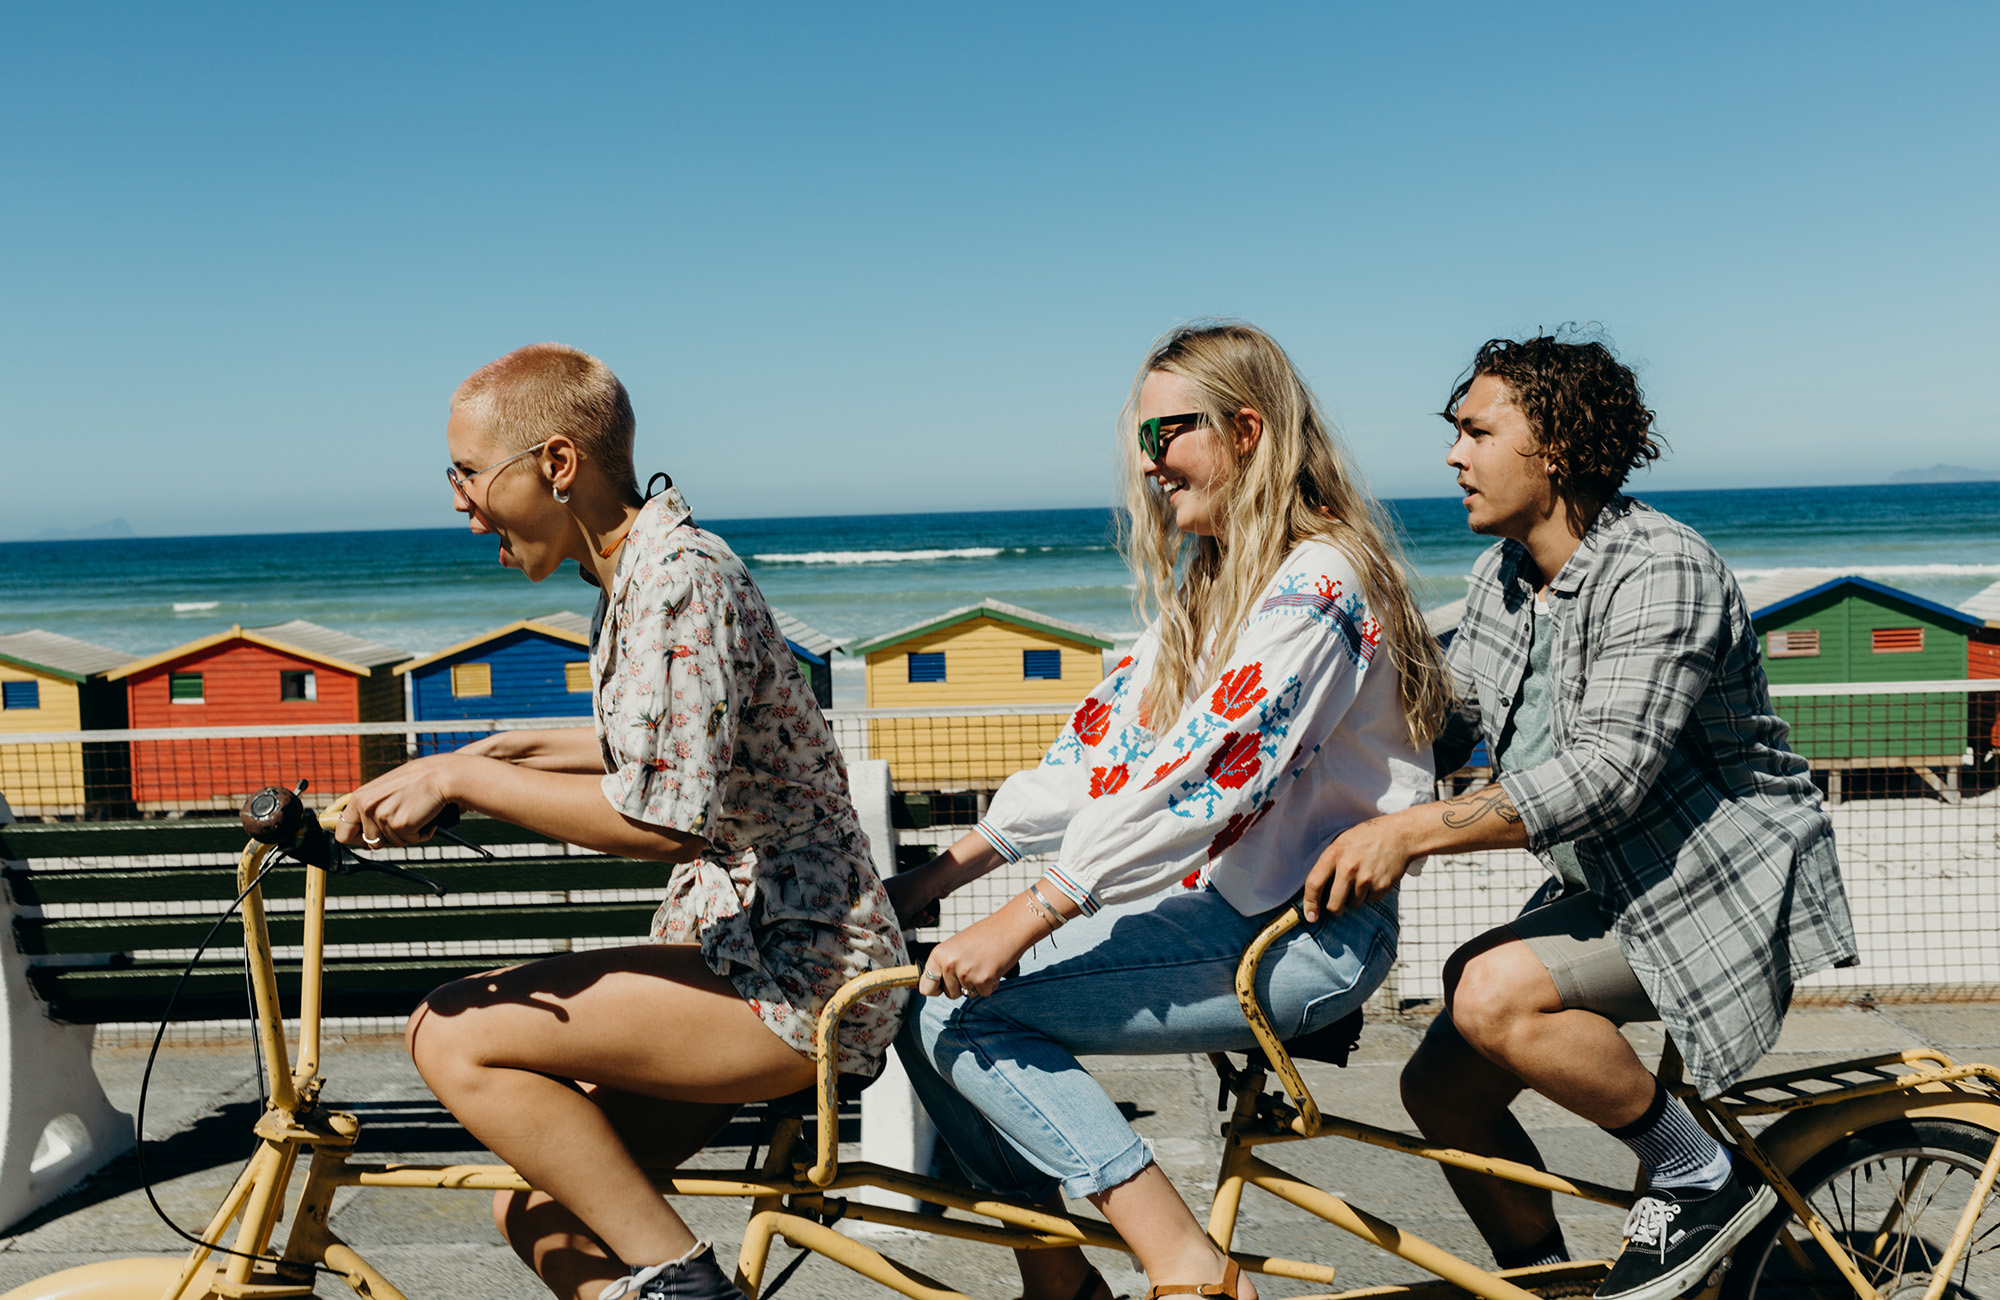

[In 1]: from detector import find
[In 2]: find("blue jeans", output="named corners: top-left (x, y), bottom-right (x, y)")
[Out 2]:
top-left (897, 884), bottom-right (1398, 1201)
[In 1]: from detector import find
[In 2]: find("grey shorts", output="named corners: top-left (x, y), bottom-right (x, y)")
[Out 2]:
top-left (1503, 882), bottom-right (1659, 1025)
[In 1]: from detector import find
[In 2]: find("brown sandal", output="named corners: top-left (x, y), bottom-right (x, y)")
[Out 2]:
top-left (1143, 1258), bottom-right (1240, 1300)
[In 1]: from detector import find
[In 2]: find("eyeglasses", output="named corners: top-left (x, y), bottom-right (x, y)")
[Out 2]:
top-left (1138, 413), bottom-right (1205, 461)
top-left (446, 441), bottom-right (548, 507)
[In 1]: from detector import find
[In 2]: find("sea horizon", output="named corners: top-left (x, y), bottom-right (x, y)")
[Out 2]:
top-left (4, 481), bottom-right (1996, 709)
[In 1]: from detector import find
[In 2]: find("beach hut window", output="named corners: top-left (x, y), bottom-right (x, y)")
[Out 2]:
top-left (1023, 649), bottom-right (1063, 679)
top-left (451, 663), bottom-right (494, 698)
top-left (1872, 627), bottom-right (1924, 654)
top-left (1, 680), bottom-right (40, 710)
top-left (280, 670), bottom-right (317, 702)
top-left (169, 673), bottom-right (204, 704)
top-left (907, 652), bottom-right (946, 683)
top-left (1766, 630), bottom-right (1821, 658)
top-left (564, 661), bottom-right (590, 693)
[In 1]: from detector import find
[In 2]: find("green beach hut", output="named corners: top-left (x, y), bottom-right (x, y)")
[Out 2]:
top-left (1745, 572), bottom-right (1987, 798)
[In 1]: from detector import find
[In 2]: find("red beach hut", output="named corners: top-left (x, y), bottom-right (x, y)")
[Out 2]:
top-left (106, 620), bottom-right (410, 810)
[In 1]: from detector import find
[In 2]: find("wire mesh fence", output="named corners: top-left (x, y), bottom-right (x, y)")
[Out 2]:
top-left (2, 683), bottom-right (1996, 1008)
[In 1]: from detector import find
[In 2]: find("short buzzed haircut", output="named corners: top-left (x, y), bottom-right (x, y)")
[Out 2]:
top-left (453, 343), bottom-right (639, 500)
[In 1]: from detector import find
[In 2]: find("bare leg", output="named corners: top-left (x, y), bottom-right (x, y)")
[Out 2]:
top-left (1013, 1246), bottom-right (1109, 1300)
top-left (494, 1087), bottom-right (739, 1300)
top-left (1089, 1165), bottom-right (1255, 1300)
top-left (1401, 934), bottom-right (1656, 1260)
top-left (1402, 1006), bottom-right (1555, 1255)
top-left (406, 944), bottom-right (815, 1275)
top-left (1448, 938), bottom-right (1655, 1126)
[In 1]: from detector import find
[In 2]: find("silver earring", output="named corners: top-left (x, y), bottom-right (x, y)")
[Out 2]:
top-left (553, 485), bottom-right (571, 504)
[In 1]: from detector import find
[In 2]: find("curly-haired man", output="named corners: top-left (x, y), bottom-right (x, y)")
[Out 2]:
top-left (1301, 334), bottom-right (1857, 1300)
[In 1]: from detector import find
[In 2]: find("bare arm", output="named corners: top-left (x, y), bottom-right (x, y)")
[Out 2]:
top-left (459, 726), bottom-right (605, 774)
top-left (1300, 780), bottom-right (1528, 921)
top-left (883, 831), bottom-right (1005, 927)
top-left (333, 750), bottom-right (706, 863)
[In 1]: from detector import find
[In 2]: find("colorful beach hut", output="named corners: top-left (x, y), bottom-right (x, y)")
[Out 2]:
top-left (0, 631), bottom-right (134, 817)
top-left (1965, 580), bottom-right (2000, 679)
top-left (106, 621), bottom-right (410, 810)
top-left (1964, 580), bottom-right (2000, 766)
top-left (1746, 572), bottom-right (1987, 799)
top-left (772, 609), bottom-right (838, 709)
top-left (848, 600), bottom-right (1112, 790)
top-left (395, 612), bottom-right (592, 753)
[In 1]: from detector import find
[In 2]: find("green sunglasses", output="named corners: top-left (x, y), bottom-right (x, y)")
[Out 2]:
top-left (1138, 412), bottom-right (1205, 460)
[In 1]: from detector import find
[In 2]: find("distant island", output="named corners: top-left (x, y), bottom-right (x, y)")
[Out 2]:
top-left (1886, 464), bottom-right (1998, 484)
top-left (32, 518), bottom-right (135, 541)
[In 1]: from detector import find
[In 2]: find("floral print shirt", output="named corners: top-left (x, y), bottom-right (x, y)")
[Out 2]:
top-left (591, 487), bottom-right (908, 1072)
top-left (974, 541), bottom-right (1435, 918)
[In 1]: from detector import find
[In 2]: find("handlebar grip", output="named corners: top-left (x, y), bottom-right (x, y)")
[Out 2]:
top-left (424, 803), bottom-right (462, 836)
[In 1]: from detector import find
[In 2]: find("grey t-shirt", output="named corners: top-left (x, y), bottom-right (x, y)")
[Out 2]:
top-left (1494, 600), bottom-right (1587, 891)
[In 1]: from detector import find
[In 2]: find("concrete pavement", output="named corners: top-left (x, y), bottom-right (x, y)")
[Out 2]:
top-left (7, 1001), bottom-right (2000, 1299)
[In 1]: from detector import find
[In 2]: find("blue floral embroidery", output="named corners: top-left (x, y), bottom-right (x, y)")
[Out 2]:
top-left (1256, 574), bottom-right (1378, 667)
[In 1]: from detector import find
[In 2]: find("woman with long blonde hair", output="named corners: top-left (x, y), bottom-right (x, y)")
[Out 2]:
top-left (889, 322), bottom-right (1449, 1300)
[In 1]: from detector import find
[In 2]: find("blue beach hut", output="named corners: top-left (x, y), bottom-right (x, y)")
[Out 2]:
top-left (395, 612), bottom-right (593, 753)
top-left (772, 609), bottom-right (839, 710)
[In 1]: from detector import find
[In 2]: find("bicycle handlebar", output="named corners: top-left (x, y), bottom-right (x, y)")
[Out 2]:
top-left (240, 783), bottom-right (450, 897)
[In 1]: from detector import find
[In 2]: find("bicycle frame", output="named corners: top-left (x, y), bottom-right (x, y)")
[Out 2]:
top-left (16, 812), bottom-right (2000, 1300)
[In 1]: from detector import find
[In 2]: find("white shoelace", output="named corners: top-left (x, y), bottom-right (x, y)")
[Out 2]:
top-left (1622, 1197), bottom-right (1682, 1254)
top-left (600, 1261), bottom-right (672, 1300)
top-left (599, 1241), bottom-right (711, 1300)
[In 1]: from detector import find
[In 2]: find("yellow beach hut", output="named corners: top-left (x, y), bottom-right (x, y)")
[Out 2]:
top-left (847, 600), bottom-right (1113, 791)
top-left (0, 631), bottom-right (135, 817)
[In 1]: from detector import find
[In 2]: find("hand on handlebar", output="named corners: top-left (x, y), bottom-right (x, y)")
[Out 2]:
top-left (1300, 816), bottom-right (1416, 922)
top-left (334, 756), bottom-right (458, 851)
top-left (886, 864), bottom-right (945, 930)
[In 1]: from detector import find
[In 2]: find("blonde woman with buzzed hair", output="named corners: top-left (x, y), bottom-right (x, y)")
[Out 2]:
top-left (336, 342), bottom-right (909, 1300)
top-left (889, 322), bottom-right (1448, 1300)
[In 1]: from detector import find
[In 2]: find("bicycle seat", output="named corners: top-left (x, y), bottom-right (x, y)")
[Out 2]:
top-left (1249, 1005), bottom-right (1364, 1071)
top-left (763, 1069), bottom-right (879, 1118)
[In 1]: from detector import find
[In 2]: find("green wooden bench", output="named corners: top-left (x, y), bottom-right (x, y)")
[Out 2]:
top-left (0, 806), bottom-right (681, 1230)
top-left (3, 813), bottom-right (673, 1024)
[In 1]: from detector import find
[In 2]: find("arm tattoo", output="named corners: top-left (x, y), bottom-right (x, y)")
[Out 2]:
top-left (1440, 784), bottom-right (1524, 829)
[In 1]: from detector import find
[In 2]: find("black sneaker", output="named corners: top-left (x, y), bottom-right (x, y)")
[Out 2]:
top-left (1595, 1159), bottom-right (1777, 1300)
top-left (600, 1246), bottom-right (749, 1300)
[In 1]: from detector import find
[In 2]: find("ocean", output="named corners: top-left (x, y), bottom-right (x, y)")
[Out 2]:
top-left (3, 481), bottom-right (1996, 707)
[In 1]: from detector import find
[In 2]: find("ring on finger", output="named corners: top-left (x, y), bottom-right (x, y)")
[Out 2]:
top-left (363, 834), bottom-right (383, 848)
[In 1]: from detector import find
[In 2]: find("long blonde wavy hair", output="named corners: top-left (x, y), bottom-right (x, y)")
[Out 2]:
top-left (1121, 322), bottom-right (1449, 751)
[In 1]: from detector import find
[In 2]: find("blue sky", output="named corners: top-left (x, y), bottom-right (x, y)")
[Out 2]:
top-left (3, 3), bottom-right (1994, 537)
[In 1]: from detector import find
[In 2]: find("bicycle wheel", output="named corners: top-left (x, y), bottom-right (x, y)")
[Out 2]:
top-left (1726, 1117), bottom-right (2000, 1300)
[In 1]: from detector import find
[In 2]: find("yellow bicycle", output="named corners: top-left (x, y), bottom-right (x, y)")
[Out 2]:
top-left (8, 792), bottom-right (1998, 1300)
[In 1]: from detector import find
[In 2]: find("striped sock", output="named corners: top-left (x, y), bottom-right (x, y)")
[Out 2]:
top-left (1606, 1084), bottom-right (1732, 1193)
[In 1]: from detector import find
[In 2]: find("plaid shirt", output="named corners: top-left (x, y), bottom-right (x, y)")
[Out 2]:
top-left (1438, 496), bottom-right (1857, 1097)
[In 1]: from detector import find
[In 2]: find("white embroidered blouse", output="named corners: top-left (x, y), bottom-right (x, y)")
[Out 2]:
top-left (974, 541), bottom-right (1435, 918)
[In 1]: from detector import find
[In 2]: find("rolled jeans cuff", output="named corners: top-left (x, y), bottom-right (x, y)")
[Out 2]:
top-left (1060, 1131), bottom-right (1154, 1200)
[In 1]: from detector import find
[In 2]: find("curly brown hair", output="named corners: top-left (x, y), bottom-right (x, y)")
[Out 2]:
top-left (1441, 331), bottom-right (1664, 504)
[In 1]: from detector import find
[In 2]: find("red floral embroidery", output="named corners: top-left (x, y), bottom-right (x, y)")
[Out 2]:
top-left (1208, 800), bottom-right (1275, 860)
top-left (1209, 663), bottom-right (1267, 721)
top-left (1205, 731), bottom-right (1263, 790)
top-left (1088, 764), bottom-right (1130, 798)
top-left (1072, 697), bottom-right (1113, 746)
top-left (1143, 753), bottom-right (1190, 790)
top-left (1115, 655), bottom-right (1135, 671)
